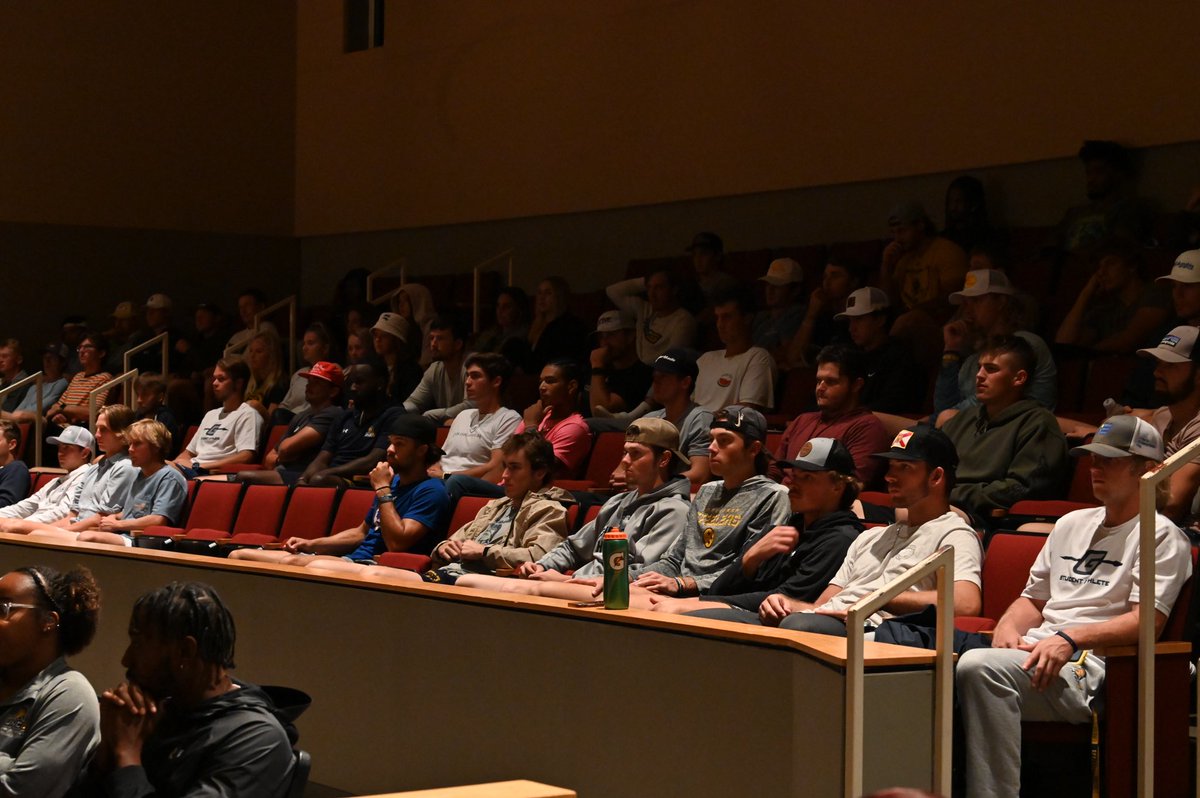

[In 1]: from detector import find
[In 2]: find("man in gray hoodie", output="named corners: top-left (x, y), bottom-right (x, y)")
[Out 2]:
top-left (456, 418), bottom-right (692, 598)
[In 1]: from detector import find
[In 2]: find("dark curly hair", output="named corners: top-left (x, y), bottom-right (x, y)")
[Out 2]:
top-left (18, 566), bottom-right (101, 656)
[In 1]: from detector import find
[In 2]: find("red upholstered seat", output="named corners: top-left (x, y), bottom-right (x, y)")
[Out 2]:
top-left (229, 485), bottom-right (337, 546)
top-left (137, 480), bottom-right (243, 538)
top-left (330, 488), bottom-right (377, 532)
top-left (184, 484), bottom-right (285, 542)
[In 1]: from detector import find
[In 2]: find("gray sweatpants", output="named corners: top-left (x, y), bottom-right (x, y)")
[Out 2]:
top-left (956, 647), bottom-right (1103, 798)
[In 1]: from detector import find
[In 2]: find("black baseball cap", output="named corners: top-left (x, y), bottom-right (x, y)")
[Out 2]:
top-left (387, 414), bottom-right (443, 457)
top-left (652, 348), bottom-right (700, 381)
top-left (711, 405), bottom-right (767, 443)
top-left (871, 425), bottom-right (958, 474)
top-left (779, 437), bottom-right (856, 477)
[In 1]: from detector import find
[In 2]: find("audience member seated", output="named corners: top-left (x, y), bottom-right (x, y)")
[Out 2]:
top-left (942, 175), bottom-right (995, 254)
top-left (694, 287), bottom-right (776, 412)
top-left (171, 359), bottom-right (262, 478)
top-left (1, 343), bottom-right (69, 426)
top-left (836, 287), bottom-right (925, 412)
top-left (182, 301), bottom-right (230, 378)
top-left (941, 335), bottom-right (1069, 523)
top-left (104, 301), bottom-right (140, 375)
top-left (1132, 326), bottom-right (1200, 523)
top-left (661, 438), bottom-right (864, 622)
top-left (343, 329), bottom-right (368, 369)
top-left (231, 415), bottom-right (450, 569)
top-left (606, 267), bottom-right (697, 365)
top-left (392, 283), bottom-right (437, 368)
top-left (515, 359), bottom-right (593, 482)
top-left (935, 269), bottom-right (1057, 422)
top-left (0, 565), bottom-right (101, 797)
top-left (0, 338), bottom-right (29, 413)
top-left (133, 373), bottom-right (180, 457)
top-left (35, 420), bottom-right (187, 547)
top-left (276, 322), bottom-right (336, 421)
top-left (627, 407), bottom-right (790, 605)
top-left (7, 406), bottom-right (137, 536)
top-left (243, 330), bottom-right (288, 425)
top-left (80, 582), bottom-right (299, 796)
top-left (437, 353), bottom-right (522, 503)
top-left (223, 288), bottom-right (276, 358)
top-left (59, 317), bottom-right (88, 376)
top-left (770, 344), bottom-right (890, 488)
top-left (0, 421), bottom-right (30, 507)
top-left (371, 312), bottom-right (423, 404)
top-left (587, 311), bottom-right (652, 418)
top-left (1155, 249), bottom-right (1200, 328)
top-left (1055, 240), bottom-right (1171, 353)
top-left (45, 332), bottom-right (113, 429)
top-left (295, 357), bottom-right (401, 488)
top-left (753, 258), bottom-right (807, 362)
top-left (420, 432), bottom-right (572, 584)
top-left (235, 362), bottom-right (344, 486)
top-left (127, 293), bottom-right (187, 376)
top-left (472, 286), bottom-right (531, 364)
top-left (622, 349), bottom-right (713, 486)
top-left (457, 419), bottom-right (692, 597)
top-left (770, 426), bottom-right (983, 636)
top-left (684, 232), bottom-right (738, 311)
top-left (957, 415), bottom-right (1191, 797)
top-left (0, 426), bottom-right (95, 529)
top-left (785, 257), bottom-right (863, 368)
top-left (879, 201), bottom-right (968, 346)
top-left (402, 315), bottom-right (470, 422)
top-left (1056, 139), bottom-right (1154, 252)
top-left (526, 277), bottom-right (589, 372)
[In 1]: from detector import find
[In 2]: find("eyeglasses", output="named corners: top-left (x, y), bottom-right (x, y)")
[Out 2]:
top-left (0, 601), bottom-right (39, 620)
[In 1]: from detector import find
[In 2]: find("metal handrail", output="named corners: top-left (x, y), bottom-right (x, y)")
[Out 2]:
top-left (0, 371), bottom-right (45, 467)
top-left (123, 332), bottom-right (169, 402)
top-left (367, 259), bottom-right (407, 304)
top-left (88, 370), bottom-right (139, 433)
top-left (253, 296), bottom-right (297, 375)
top-left (1137, 433), bottom-right (1200, 796)
top-left (843, 546), bottom-right (954, 798)
top-left (472, 249), bottom-right (515, 333)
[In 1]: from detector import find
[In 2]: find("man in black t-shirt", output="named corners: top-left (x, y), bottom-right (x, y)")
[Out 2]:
top-left (836, 287), bottom-right (925, 413)
top-left (589, 310), bottom-right (652, 417)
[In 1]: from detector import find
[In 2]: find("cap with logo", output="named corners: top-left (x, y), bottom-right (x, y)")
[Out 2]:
top-left (652, 348), bottom-right (699, 381)
top-left (835, 287), bottom-right (891, 319)
top-left (759, 258), bottom-right (803, 286)
top-left (301, 361), bottom-right (344, 388)
top-left (596, 310), bottom-right (636, 334)
top-left (1155, 249), bottom-right (1200, 285)
top-left (386, 414), bottom-right (443, 457)
top-left (1136, 325), bottom-right (1198, 364)
top-left (372, 312), bottom-right (410, 344)
top-left (47, 425), bottom-right (96, 452)
top-left (625, 417), bottom-right (690, 466)
top-left (872, 425), bottom-right (959, 473)
top-left (711, 405), bottom-right (768, 443)
top-left (686, 232), bottom-right (723, 254)
top-left (779, 437), bottom-right (855, 477)
top-left (1071, 415), bottom-right (1163, 462)
top-left (144, 293), bottom-right (173, 310)
top-left (949, 270), bottom-right (1016, 304)
top-left (111, 301), bottom-right (135, 320)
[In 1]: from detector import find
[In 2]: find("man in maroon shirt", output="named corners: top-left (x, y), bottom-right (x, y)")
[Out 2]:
top-left (771, 343), bottom-right (891, 488)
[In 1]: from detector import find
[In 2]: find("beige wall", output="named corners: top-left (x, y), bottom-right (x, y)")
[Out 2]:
top-left (295, 1), bottom-right (1200, 236)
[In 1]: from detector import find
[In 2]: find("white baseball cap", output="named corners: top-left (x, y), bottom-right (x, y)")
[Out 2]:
top-left (759, 258), bottom-right (803, 286)
top-left (1136, 325), bottom-right (1199, 364)
top-left (1155, 250), bottom-right (1200, 285)
top-left (949, 270), bottom-right (1016, 304)
top-left (595, 310), bottom-right (635, 334)
top-left (47, 425), bottom-right (96, 452)
top-left (835, 287), bottom-right (890, 319)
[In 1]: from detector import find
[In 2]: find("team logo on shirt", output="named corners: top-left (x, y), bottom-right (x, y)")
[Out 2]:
top-left (702, 527), bottom-right (716, 547)
top-left (717, 374), bottom-right (733, 388)
top-left (1060, 549), bottom-right (1122, 585)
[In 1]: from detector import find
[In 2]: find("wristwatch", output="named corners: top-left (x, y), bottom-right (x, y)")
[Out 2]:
top-left (377, 492), bottom-right (396, 504)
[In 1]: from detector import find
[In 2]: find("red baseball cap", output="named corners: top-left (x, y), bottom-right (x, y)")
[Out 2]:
top-left (301, 361), bottom-right (344, 388)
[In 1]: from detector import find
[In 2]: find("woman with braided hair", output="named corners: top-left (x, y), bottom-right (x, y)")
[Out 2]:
top-left (0, 565), bottom-right (102, 796)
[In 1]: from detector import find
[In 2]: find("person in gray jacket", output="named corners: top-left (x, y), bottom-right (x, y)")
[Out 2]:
top-left (457, 418), bottom-right (692, 598)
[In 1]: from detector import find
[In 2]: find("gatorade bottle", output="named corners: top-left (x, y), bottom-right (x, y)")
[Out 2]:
top-left (602, 529), bottom-right (629, 610)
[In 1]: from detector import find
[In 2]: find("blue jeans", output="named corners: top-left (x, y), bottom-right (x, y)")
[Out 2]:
top-left (444, 474), bottom-right (505, 507)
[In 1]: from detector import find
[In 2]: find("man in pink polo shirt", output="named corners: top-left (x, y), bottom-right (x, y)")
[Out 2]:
top-left (519, 358), bottom-right (592, 479)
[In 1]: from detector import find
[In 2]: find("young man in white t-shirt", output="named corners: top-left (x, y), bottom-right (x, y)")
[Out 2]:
top-left (693, 288), bottom-right (776, 412)
top-left (171, 358), bottom-right (262, 477)
top-left (957, 415), bottom-right (1193, 798)
top-left (436, 353), bottom-right (521, 504)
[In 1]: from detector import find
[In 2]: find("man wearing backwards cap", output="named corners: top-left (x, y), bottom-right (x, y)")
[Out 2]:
top-left (456, 417), bottom-right (692, 598)
top-left (653, 437), bottom-right (865, 623)
top-left (230, 414), bottom-right (450, 569)
top-left (0, 426), bottom-right (95, 530)
top-left (233, 362), bottom-right (346, 486)
top-left (957, 415), bottom-right (1192, 797)
top-left (632, 406), bottom-right (790, 603)
top-left (588, 310), bottom-right (652, 417)
top-left (773, 425), bottom-right (983, 637)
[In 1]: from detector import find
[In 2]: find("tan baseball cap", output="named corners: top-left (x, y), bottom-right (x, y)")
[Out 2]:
top-left (759, 258), bottom-right (803, 286)
top-left (625, 417), bottom-right (690, 466)
top-left (949, 269), bottom-right (1016, 304)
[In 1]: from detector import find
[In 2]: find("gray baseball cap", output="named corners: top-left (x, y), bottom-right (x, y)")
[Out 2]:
top-left (1071, 415), bottom-right (1164, 462)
